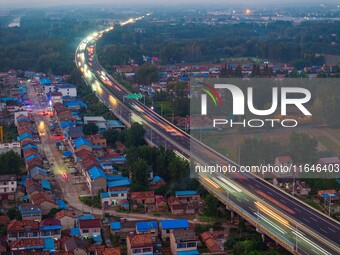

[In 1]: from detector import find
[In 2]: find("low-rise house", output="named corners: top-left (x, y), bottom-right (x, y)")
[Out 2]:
top-left (18, 204), bottom-right (42, 221)
top-left (86, 166), bottom-right (107, 195)
top-left (64, 237), bottom-right (87, 255)
top-left (87, 134), bottom-right (107, 148)
top-left (39, 218), bottom-right (62, 239)
top-left (10, 238), bottom-right (45, 255)
top-left (170, 229), bottom-right (199, 255)
top-left (110, 222), bottom-right (121, 234)
top-left (274, 156), bottom-right (293, 167)
top-left (0, 174), bottom-right (17, 194)
top-left (136, 221), bottom-right (158, 239)
top-left (55, 210), bottom-right (76, 230)
top-left (175, 191), bottom-right (201, 204)
top-left (29, 166), bottom-right (48, 180)
top-left (149, 176), bottom-right (166, 190)
top-left (155, 195), bottom-right (168, 212)
top-left (94, 246), bottom-right (121, 255)
top-left (200, 230), bottom-right (225, 253)
top-left (100, 190), bottom-right (128, 206)
top-left (73, 138), bottom-right (92, 153)
top-left (159, 219), bottom-right (189, 241)
top-left (7, 219), bottom-right (40, 241)
top-left (127, 233), bottom-right (153, 255)
top-left (78, 219), bottom-right (101, 238)
top-left (317, 157), bottom-right (340, 166)
top-left (84, 116), bottom-right (107, 133)
top-left (131, 191), bottom-right (155, 205)
top-left (30, 192), bottom-right (58, 215)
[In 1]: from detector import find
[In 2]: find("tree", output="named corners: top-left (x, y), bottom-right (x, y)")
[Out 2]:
top-left (203, 194), bottom-right (219, 217)
top-left (124, 123), bottom-right (145, 147)
top-left (103, 129), bottom-right (120, 147)
top-left (130, 159), bottom-right (149, 190)
top-left (83, 123), bottom-right (99, 135)
top-left (7, 208), bottom-right (21, 220)
top-left (45, 208), bottom-right (61, 219)
top-left (0, 150), bottom-right (22, 175)
top-left (136, 63), bottom-right (158, 85)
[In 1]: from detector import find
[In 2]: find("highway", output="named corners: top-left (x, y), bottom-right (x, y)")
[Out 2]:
top-left (75, 23), bottom-right (340, 255)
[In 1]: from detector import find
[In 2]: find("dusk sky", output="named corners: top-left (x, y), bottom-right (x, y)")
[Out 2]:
top-left (1, 0), bottom-right (338, 8)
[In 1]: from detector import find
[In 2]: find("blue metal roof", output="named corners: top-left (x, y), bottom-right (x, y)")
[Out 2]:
top-left (70, 227), bottom-right (80, 236)
top-left (77, 214), bottom-right (93, 220)
top-left (88, 166), bottom-right (106, 180)
top-left (60, 121), bottom-right (75, 129)
top-left (100, 192), bottom-right (110, 198)
top-left (74, 137), bottom-right (92, 148)
top-left (175, 190), bottom-right (197, 196)
top-left (40, 225), bottom-right (62, 231)
top-left (153, 176), bottom-right (164, 183)
top-left (26, 154), bottom-right (39, 161)
top-left (136, 221), bottom-right (158, 232)
top-left (40, 78), bottom-right (52, 85)
top-left (62, 151), bottom-right (73, 157)
top-left (106, 175), bottom-right (125, 181)
top-left (57, 199), bottom-right (68, 210)
top-left (18, 132), bottom-right (33, 141)
top-left (110, 222), bottom-right (121, 231)
top-left (160, 219), bottom-right (189, 229)
top-left (23, 144), bottom-right (38, 151)
top-left (177, 250), bottom-right (199, 255)
top-left (92, 235), bottom-right (102, 243)
top-left (322, 193), bottom-right (336, 198)
top-left (64, 101), bottom-right (79, 107)
top-left (106, 119), bottom-right (124, 128)
top-left (41, 180), bottom-right (51, 190)
top-left (107, 178), bottom-right (131, 188)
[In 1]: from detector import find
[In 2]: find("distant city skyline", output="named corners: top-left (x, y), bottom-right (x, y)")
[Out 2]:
top-left (1, 0), bottom-right (339, 8)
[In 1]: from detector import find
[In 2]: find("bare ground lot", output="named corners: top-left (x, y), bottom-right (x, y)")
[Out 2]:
top-left (194, 127), bottom-right (340, 162)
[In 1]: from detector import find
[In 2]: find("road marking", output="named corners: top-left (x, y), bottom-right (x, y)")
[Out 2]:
top-left (280, 199), bottom-right (287, 204)
top-left (236, 198), bottom-right (242, 203)
top-left (310, 217), bottom-right (317, 222)
top-left (302, 217), bottom-right (310, 223)
top-left (320, 228), bottom-right (327, 234)
top-left (327, 227), bottom-right (336, 233)
top-left (248, 206), bottom-right (255, 212)
top-left (244, 197), bottom-right (249, 202)
top-left (295, 207), bottom-right (302, 212)
top-left (267, 191), bottom-right (273, 195)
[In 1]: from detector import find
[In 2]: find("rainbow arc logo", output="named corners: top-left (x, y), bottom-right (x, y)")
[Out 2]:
top-left (199, 83), bottom-right (223, 106)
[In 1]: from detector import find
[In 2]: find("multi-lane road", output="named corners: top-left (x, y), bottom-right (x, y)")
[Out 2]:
top-left (75, 24), bottom-right (340, 255)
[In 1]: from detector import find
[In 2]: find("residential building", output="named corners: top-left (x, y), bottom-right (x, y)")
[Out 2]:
top-left (155, 195), bottom-right (168, 212)
top-left (175, 191), bottom-right (201, 204)
top-left (55, 210), bottom-right (76, 230)
top-left (57, 83), bottom-right (77, 97)
top-left (94, 246), bottom-right (121, 255)
top-left (39, 218), bottom-right (62, 239)
top-left (87, 134), bottom-right (107, 148)
top-left (170, 229), bottom-right (199, 255)
top-left (131, 191), bottom-right (155, 205)
top-left (18, 204), bottom-right (42, 221)
top-left (135, 221), bottom-right (158, 238)
top-left (78, 219), bottom-right (101, 238)
top-left (64, 237), bottom-right (87, 255)
top-left (7, 220), bottom-right (40, 241)
top-left (86, 166), bottom-right (107, 195)
top-left (200, 230), bottom-right (225, 253)
top-left (0, 174), bottom-right (17, 194)
top-left (30, 192), bottom-right (58, 215)
top-left (159, 219), bottom-right (189, 241)
top-left (84, 116), bottom-right (107, 133)
top-left (10, 238), bottom-right (46, 255)
top-left (0, 142), bottom-right (21, 155)
top-left (100, 190), bottom-right (128, 206)
top-left (317, 157), bottom-right (340, 166)
top-left (127, 233), bottom-right (153, 255)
